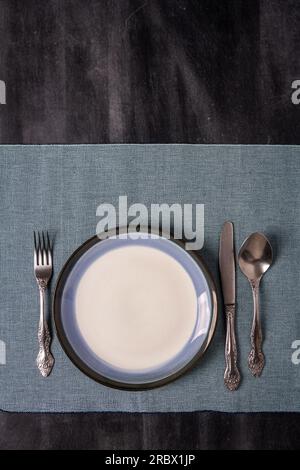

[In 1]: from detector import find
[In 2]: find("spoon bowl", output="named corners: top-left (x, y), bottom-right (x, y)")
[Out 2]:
top-left (238, 232), bottom-right (273, 281)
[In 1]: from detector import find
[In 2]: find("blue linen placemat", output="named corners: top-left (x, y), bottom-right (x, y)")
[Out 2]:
top-left (0, 144), bottom-right (299, 412)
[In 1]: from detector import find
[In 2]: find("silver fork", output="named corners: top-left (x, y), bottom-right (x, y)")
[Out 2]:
top-left (34, 231), bottom-right (54, 377)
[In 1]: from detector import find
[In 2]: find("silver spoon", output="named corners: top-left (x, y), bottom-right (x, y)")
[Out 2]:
top-left (238, 232), bottom-right (273, 377)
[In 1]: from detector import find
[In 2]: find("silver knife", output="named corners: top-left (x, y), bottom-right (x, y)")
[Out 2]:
top-left (219, 221), bottom-right (241, 391)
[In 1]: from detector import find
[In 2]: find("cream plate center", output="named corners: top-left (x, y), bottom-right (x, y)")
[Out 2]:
top-left (75, 245), bottom-right (198, 371)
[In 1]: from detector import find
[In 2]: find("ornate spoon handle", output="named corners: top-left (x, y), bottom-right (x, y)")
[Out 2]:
top-left (248, 279), bottom-right (265, 377)
top-left (36, 285), bottom-right (54, 377)
top-left (224, 304), bottom-right (240, 391)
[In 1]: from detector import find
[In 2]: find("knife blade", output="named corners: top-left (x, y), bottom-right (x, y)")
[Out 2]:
top-left (219, 221), bottom-right (235, 305)
top-left (219, 221), bottom-right (240, 391)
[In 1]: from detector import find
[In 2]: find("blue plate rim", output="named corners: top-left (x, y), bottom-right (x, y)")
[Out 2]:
top-left (53, 226), bottom-right (218, 390)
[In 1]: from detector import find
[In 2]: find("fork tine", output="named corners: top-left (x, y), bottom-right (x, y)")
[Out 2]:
top-left (38, 232), bottom-right (42, 265)
top-left (34, 231), bottom-right (38, 266)
top-left (48, 248), bottom-right (52, 266)
top-left (42, 231), bottom-right (47, 265)
top-left (47, 231), bottom-right (51, 252)
top-left (46, 232), bottom-right (52, 266)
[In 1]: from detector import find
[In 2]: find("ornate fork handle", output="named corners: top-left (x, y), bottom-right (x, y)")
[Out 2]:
top-left (248, 279), bottom-right (265, 377)
top-left (36, 282), bottom-right (54, 377)
top-left (224, 304), bottom-right (240, 391)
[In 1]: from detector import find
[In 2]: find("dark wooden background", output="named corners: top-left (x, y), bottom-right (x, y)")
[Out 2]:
top-left (0, 0), bottom-right (300, 449)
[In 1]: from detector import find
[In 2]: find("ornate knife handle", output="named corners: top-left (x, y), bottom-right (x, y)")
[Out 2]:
top-left (224, 304), bottom-right (241, 391)
top-left (36, 283), bottom-right (54, 377)
top-left (248, 280), bottom-right (265, 377)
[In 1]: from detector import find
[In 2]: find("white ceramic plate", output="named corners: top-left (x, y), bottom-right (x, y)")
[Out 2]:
top-left (54, 229), bottom-right (217, 389)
